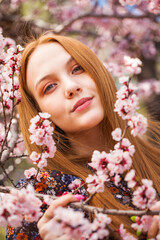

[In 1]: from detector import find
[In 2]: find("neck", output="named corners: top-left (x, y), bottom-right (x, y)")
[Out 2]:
top-left (66, 124), bottom-right (111, 158)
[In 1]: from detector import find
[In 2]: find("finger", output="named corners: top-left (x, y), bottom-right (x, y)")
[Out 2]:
top-left (147, 216), bottom-right (159, 239)
top-left (150, 202), bottom-right (160, 211)
top-left (38, 194), bottom-right (82, 228)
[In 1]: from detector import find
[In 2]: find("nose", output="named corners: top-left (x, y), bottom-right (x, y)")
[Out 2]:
top-left (64, 79), bottom-right (82, 98)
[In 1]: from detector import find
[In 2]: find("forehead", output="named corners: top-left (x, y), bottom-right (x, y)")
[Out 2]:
top-left (28, 42), bottom-right (70, 65)
top-left (26, 42), bottom-right (72, 84)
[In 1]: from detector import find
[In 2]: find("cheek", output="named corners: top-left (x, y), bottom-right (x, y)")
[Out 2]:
top-left (39, 101), bottom-right (63, 120)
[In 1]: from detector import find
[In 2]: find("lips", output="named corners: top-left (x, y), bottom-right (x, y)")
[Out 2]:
top-left (71, 97), bottom-right (93, 112)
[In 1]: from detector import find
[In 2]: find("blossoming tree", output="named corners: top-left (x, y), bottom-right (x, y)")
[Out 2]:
top-left (0, 0), bottom-right (160, 239)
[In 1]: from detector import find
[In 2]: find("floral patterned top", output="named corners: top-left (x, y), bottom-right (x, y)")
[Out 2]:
top-left (6, 170), bottom-right (145, 240)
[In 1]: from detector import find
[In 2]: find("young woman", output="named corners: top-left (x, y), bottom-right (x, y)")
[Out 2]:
top-left (6, 34), bottom-right (160, 240)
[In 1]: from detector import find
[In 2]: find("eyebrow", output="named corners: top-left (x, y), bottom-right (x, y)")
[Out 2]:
top-left (35, 56), bottom-right (75, 89)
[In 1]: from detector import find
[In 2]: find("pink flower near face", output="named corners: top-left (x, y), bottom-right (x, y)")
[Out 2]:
top-left (30, 115), bottom-right (40, 124)
top-left (111, 128), bottom-right (122, 141)
top-left (39, 112), bottom-right (51, 119)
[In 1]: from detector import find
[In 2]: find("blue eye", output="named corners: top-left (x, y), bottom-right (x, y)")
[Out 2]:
top-left (44, 83), bottom-right (56, 94)
top-left (72, 65), bottom-right (83, 74)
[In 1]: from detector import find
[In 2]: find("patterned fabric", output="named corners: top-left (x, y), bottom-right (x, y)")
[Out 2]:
top-left (107, 180), bottom-right (134, 207)
top-left (6, 170), bottom-right (146, 240)
top-left (6, 170), bottom-right (86, 240)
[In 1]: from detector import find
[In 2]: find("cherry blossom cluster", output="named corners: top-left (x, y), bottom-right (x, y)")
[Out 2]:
top-left (115, 72), bottom-right (148, 136)
top-left (132, 179), bottom-right (156, 210)
top-left (85, 62), bottom-right (148, 195)
top-left (48, 206), bottom-right (111, 240)
top-left (29, 112), bottom-right (56, 169)
top-left (0, 184), bottom-right (42, 228)
top-left (0, 30), bottom-right (25, 173)
top-left (86, 134), bottom-right (135, 191)
top-left (0, 30), bottom-right (23, 113)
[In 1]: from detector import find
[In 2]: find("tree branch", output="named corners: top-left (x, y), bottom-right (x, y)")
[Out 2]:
top-left (0, 185), bottom-right (160, 217)
top-left (1, 118), bottom-right (18, 163)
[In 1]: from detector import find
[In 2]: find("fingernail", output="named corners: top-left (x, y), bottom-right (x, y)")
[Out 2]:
top-left (75, 194), bottom-right (85, 200)
top-left (62, 192), bottom-right (68, 196)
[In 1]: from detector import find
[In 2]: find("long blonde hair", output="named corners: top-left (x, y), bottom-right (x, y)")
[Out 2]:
top-left (18, 34), bottom-right (160, 233)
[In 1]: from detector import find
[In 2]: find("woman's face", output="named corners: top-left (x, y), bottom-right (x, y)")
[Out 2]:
top-left (26, 42), bottom-right (104, 134)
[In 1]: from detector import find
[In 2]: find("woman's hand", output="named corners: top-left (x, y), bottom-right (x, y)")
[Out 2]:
top-left (37, 194), bottom-right (85, 240)
top-left (147, 201), bottom-right (160, 239)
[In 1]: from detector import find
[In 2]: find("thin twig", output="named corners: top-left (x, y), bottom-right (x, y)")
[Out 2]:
top-left (0, 167), bottom-right (16, 187)
top-left (72, 182), bottom-right (87, 194)
top-left (83, 193), bottom-right (96, 205)
top-left (0, 100), bottom-right (15, 160)
top-left (9, 154), bottom-right (28, 159)
top-left (1, 118), bottom-right (18, 163)
top-left (0, 85), bottom-right (7, 133)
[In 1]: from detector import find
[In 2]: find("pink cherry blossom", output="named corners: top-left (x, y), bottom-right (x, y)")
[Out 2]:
top-left (39, 112), bottom-right (51, 119)
top-left (37, 156), bottom-right (47, 169)
top-left (128, 113), bottom-right (148, 136)
top-left (132, 179), bottom-right (157, 209)
top-left (114, 138), bottom-right (135, 156)
top-left (107, 149), bottom-right (132, 176)
top-left (123, 56), bottom-right (142, 75)
top-left (30, 151), bottom-right (40, 162)
top-left (24, 167), bottom-right (37, 179)
top-left (88, 150), bottom-right (109, 172)
top-left (111, 128), bottom-right (122, 141)
top-left (52, 206), bottom-right (92, 239)
top-left (119, 76), bottom-right (130, 85)
top-left (68, 179), bottom-right (83, 191)
top-left (50, 206), bottom-right (111, 240)
top-left (29, 113), bottom-right (57, 169)
top-left (0, 185), bottom-right (42, 228)
top-left (131, 215), bottom-right (153, 233)
top-left (118, 224), bottom-right (137, 240)
top-left (114, 94), bottom-right (139, 120)
top-left (86, 172), bottom-right (107, 194)
top-left (124, 169), bottom-right (137, 188)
